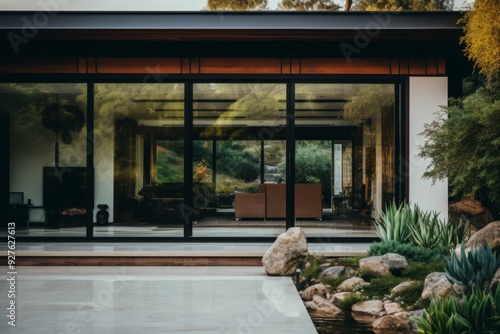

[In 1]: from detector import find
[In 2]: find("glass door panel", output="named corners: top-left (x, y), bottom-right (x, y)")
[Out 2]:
top-left (1, 83), bottom-right (88, 237)
top-left (192, 83), bottom-right (286, 237)
top-left (295, 83), bottom-right (395, 239)
top-left (94, 83), bottom-right (184, 237)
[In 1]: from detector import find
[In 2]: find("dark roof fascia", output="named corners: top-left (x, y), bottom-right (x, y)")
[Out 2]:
top-left (0, 11), bottom-right (465, 31)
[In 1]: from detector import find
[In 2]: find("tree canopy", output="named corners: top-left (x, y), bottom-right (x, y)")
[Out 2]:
top-left (205, 0), bottom-right (268, 10)
top-left (460, 0), bottom-right (500, 83)
top-left (353, 0), bottom-right (454, 11)
top-left (419, 88), bottom-right (500, 214)
top-left (278, 0), bottom-right (340, 11)
top-left (205, 0), bottom-right (455, 10)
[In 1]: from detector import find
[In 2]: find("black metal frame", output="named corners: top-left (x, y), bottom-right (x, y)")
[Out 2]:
top-left (0, 73), bottom-right (410, 243)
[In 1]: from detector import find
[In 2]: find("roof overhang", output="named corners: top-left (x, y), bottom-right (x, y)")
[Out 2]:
top-left (0, 11), bottom-right (465, 42)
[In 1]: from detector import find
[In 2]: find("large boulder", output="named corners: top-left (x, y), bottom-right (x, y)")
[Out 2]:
top-left (421, 272), bottom-right (452, 300)
top-left (465, 221), bottom-right (500, 253)
top-left (301, 284), bottom-right (328, 301)
top-left (262, 227), bottom-right (308, 276)
top-left (359, 253), bottom-right (408, 276)
top-left (305, 295), bottom-right (342, 314)
top-left (352, 299), bottom-right (384, 316)
top-left (449, 199), bottom-right (493, 230)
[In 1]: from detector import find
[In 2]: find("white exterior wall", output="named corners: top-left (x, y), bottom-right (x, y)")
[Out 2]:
top-left (409, 77), bottom-right (448, 218)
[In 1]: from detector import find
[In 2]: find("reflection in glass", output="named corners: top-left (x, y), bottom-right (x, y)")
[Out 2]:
top-left (94, 83), bottom-right (185, 235)
top-left (192, 83), bottom-right (287, 237)
top-left (1, 83), bottom-right (87, 235)
top-left (295, 83), bottom-right (394, 235)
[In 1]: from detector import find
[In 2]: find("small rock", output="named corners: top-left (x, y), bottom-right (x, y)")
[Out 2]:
top-left (493, 268), bottom-right (500, 289)
top-left (301, 283), bottom-right (327, 301)
top-left (381, 253), bottom-right (408, 271)
top-left (421, 272), bottom-right (452, 299)
top-left (320, 266), bottom-right (346, 278)
top-left (352, 300), bottom-right (384, 316)
top-left (305, 295), bottom-right (342, 314)
top-left (337, 277), bottom-right (366, 292)
top-left (372, 315), bottom-right (410, 332)
top-left (391, 281), bottom-right (419, 296)
top-left (359, 256), bottom-right (390, 276)
top-left (330, 292), bottom-right (359, 306)
top-left (384, 302), bottom-right (403, 315)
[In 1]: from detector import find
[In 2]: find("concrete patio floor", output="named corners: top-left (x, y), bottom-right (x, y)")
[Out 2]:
top-left (0, 266), bottom-right (318, 334)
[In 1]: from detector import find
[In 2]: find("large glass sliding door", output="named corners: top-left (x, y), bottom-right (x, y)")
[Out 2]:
top-left (294, 83), bottom-right (395, 239)
top-left (1, 83), bottom-right (88, 237)
top-left (93, 83), bottom-right (185, 237)
top-left (191, 83), bottom-right (287, 237)
top-left (2, 80), bottom-right (398, 240)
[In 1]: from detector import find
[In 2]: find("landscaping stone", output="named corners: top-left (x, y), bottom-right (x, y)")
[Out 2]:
top-left (421, 272), bottom-right (452, 299)
top-left (352, 299), bottom-right (384, 316)
top-left (320, 265), bottom-right (346, 278)
top-left (336, 277), bottom-right (367, 292)
top-left (465, 220), bottom-right (500, 253)
top-left (384, 302), bottom-right (403, 315)
top-left (305, 295), bottom-right (342, 314)
top-left (381, 253), bottom-right (408, 271)
top-left (372, 315), bottom-right (410, 332)
top-left (408, 310), bottom-right (424, 332)
top-left (329, 292), bottom-right (359, 306)
top-left (359, 253), bottom-right (408, 276)
top-left (262, 227), bottom-right (308, 276)
top-left (449, 199), bottom-right (493, 230)
top-left (391, 281), bottom-right (419, 296)
top-left (493, 267), bottom-right (500, 288)
top-left (301, 283), bottom-right (327, 301)
top-left (359, 256), bottom-right (390, 276)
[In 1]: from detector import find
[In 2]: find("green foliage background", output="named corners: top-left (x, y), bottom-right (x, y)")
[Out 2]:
top-left (419, 88), bottom-right (500, 214)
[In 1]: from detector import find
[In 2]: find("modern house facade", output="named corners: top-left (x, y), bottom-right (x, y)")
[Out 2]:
top-left (0, 11), bottom-right (471, 241)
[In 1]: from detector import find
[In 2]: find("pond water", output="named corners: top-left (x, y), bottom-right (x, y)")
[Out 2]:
top-left (311, 313), bottom-right (409, 334)
top-left (311, 313), bottom-right (375, 334)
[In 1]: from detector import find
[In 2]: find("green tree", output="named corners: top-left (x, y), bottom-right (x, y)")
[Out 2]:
top-left (460, 0), bottom-right (500, 83)
top-left (278, 0), bottom-right (340, 10)
top-left (419, 88), bottom-right (500, 216)
top-left (205, 0), bottom-right (268, 10)
top-left (353, 0), bottom-right (454, 10)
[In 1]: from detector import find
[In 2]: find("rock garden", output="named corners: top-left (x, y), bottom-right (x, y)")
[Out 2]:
top-left (262, 201), bottom-right (500, 334)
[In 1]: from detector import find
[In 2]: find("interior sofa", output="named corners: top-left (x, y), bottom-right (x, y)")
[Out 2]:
top-left (234, 183), bottom-right (322, 220)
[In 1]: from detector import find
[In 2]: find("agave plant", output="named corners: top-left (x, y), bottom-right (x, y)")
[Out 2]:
top-left (413, 294), bottom-right (467, 334)
top-left (409, 206), bottom-right (442, 249)
top-left (438, 214), bottom-right (470, 249)
top-left (445, 242), bottom-right (500, 295)
top-left (413, 285), bottom-right (500, 334)
top-left (374, 200), bottom-right (416, 243)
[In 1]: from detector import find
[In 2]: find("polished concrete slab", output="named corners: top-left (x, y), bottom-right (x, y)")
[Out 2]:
top-left (0, 266), bottom-right (318, 334)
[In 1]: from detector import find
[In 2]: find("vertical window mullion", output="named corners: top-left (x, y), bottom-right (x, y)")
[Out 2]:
top-left (184, 82), bottom-right (194, 238)
top-left (286, 81), bottom-right (295, 230)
